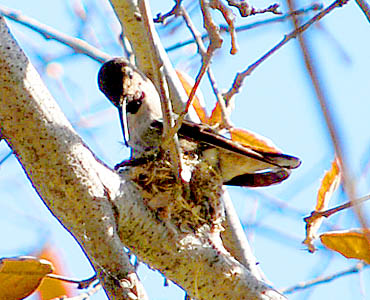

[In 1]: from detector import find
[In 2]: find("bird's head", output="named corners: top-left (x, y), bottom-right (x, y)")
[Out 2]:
top-left (98, 58), bottom-right (163, 151)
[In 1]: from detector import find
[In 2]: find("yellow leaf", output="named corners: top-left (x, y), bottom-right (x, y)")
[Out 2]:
top-left (0, 256), bottom-right (53, 300)
top-left (229, 127), bottom-right (282, 154)
top-left (303, 159), bottom-right (341, 253)
top-left (320, 229), bottom-right (370, 264)
top-left (176, 70), bottom-right (208, 123)
top-left (36, 244), bottom-right (74, 299)
top-left (316, 160), bottom-right (341, 211)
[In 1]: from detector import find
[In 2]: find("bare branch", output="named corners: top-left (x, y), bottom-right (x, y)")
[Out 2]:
top-left (165, 3), bottom-right (323, 52)
top-left (0, 5), bottom-right (111, 63)
top-left (286, 0), bottom-right (370, 244)
top-left (0, 16), bottom-right (147, 300)
top-left (304, 194), bottom-right (370, 221)
top-left (227, 0), bottom-right (282, 17)
top-left (153, 0), bottom-right (183, 23)
top-left (281, 263), bottom-right (367, 294)
top-left (223, 0), bottom-right (349, 102)
top-left (209, 0), bottom-right (239, 54)
top-left (354, 0), bottom-right (370, 23)
top-left (180, 6), bottom-right (232, 128)
top-left (109, 0), bottom-right (192, 117)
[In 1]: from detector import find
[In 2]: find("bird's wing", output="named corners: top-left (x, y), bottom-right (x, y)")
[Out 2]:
top-left (176, 120), bottom-right (301, 169)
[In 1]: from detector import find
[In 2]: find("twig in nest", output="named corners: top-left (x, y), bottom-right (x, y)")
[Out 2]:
top-left (138, 0), bottom-right (183, 184)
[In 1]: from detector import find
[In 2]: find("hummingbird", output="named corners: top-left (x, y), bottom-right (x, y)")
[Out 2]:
top-left (98, 58), bottom-right (301, 187)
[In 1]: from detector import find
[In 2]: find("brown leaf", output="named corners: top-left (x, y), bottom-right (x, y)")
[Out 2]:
top-left (176, 70), bottom-right (208, 123)
top-left (0, 256), bottom-right (53, 300)
top-left (320, 229), bottom-right (370, 264)
top-left (229, 127), bottom-right (282, 153)
top-left (303, 159), bottom-right (341, 252)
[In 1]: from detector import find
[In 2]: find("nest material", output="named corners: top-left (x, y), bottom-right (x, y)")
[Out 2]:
top-left (129, 150), bottom-right (224, 232)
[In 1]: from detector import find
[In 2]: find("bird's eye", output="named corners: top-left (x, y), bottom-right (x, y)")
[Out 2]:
top-left (126, 99), bottom-right (143, 114)
top-left (126, 91), bottom-right (145, 114)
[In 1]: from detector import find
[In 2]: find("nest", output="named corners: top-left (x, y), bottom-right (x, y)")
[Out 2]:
top-left (128, 150), bottom-right (224, 232)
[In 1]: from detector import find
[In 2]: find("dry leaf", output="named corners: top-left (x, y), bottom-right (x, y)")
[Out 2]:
top-left (176, 70), bottom-right (208, 123)
top-left (303, 159), bottom-right (341, 252)
top-left (37, 244), bottom-right (74, 299)
top-left (0, 256), bottom-right (53, 300)
top-left (320, 229), bottom-right (370, 264)
top-left (208, 102), bottom-right (222, 126)
top-left (229, 127), bottom-right (281, 153)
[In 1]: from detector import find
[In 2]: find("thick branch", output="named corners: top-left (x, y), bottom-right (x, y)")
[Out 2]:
top-left (0, 16), bottom-right (146, 300)
top-left (108, 0), bottom-right (191, 116)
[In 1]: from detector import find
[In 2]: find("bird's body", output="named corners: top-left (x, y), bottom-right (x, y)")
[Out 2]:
top-left (98, 58), bottom-right (301, 187)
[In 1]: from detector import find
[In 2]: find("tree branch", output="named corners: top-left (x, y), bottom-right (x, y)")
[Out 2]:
top-left (108, 0), bottom-right (192, 117)
top-left (0, 5), bottom-right (111, 63)
top-left (0, 16), bottom-right (146, 300)
top-left (281, 262), bottom-right (367, 294)
top-left (223, 0), bottom-right (348, 102)
top-left (286, 0), bottom-right (370, 243)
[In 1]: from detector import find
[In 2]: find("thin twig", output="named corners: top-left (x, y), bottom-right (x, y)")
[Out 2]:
top-left (182, 0), bottom-right (222, 114)
top-left (180, 6), bottom-right (232, 128)
top-left (210, 0), bottom-right (239, 54)
top-left (281, 262), bottom-right (367, 294)
top-left (163, 0), bottom-right (224, 142)
top-left (286, 0), bottom-right (370, 245)
top-left (46, 274), bottom-right (98, 289)
top-left (354, 0), bottom-right (370, 23)
top-left (166, 3), bottom-right (323, 52)
top-left (0, 150), bottom-right (13, 166)
top-left (223, 0), bottom-right (348, 102)
top-left (227, 0), bottom-right (282, 17)
top-left (54, 284), bottom-right (102, 300)
top-left (138, 0), bottom-right (183, 184)
top-left (304, 194), bottom-right (370, 221)
top-left (153, 0), bottom-right (183, 23)
top-left (0, 5), bottom-right (111, 63)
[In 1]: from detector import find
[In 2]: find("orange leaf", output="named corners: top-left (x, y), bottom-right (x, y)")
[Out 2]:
top-left (0, 256), bottom-right (53, 299)
top-left (316, 159), bottom-right (341, 211)
top-left (36, 244), bottom-right (74, 299)
top-left (320, 229), bottom-right (370, 264)
top-left (229, 127), bottom-right (282, 153)
top-left (176, 70), bottom-right (208, 123)
top-left (303, 159), bottom-right (341, 252)
top-left (208, 102), bottom-right (223, 126)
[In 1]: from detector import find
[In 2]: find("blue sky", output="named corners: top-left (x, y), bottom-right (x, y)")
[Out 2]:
top-left (0, 0), bottom-right (369, 299)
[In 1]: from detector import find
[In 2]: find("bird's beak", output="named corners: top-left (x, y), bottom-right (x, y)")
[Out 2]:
top-left (118, 97), bottom-right (130, 147)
